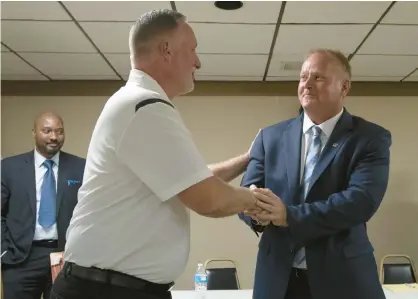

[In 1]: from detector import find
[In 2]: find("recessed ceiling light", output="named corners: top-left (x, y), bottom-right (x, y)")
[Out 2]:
top-left (214, 1), bottom-right (243, 10)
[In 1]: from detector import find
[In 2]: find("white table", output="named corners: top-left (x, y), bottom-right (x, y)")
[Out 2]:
top-left (172, 288), bottom-right (418, 299)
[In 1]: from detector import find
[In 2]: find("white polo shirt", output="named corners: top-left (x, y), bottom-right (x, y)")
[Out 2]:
top-left (64, 69), bottom-right (213, 284)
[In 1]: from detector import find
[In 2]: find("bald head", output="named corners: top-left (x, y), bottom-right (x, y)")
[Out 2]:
top-left (32, 112), bottom-right (65, 158)
top-left (33, 112), bottom-right (64, 130)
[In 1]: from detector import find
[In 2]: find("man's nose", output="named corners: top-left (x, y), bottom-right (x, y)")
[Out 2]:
top-left (195, 56), bottom-right (201, 70)
top-left (304, 77), bottom-right (314, 89)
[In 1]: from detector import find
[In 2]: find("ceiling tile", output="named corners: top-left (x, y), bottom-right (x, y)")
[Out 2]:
top-left (106, 53), bottom-right (268, 79)
top-left (357, 25), bottom-right (418, 55)
top-left (176, 1), bottom-right (282, 24)
top-left (267, 53), bottom-right (306, 77)
top-left (282, 1), bottom-right (390, 23)
top-left (195, 75), bottom-right (262, 81)
top-left (266, 75), bottom-right (404, 82)
top-left (63, 1), bottom-right (170, 21)
top-left (350, 55), bottom-right (418, 77)
top-left (1, 21), bottom-right (96, 53)
top-left (192, 23), bottom-right (275, 54)
top-left (274, 25), bottom-right (372, 55)
top-left (20, 53), bottom-right (118, 77)
top-left (266, 76), bottom-right (300, 81)
top-left (105, 54), bottom-right (131, 78)
top-left (404, 70), bottom-right (418, 82)
top-left (197, 54), bottom-right (268, 76)
top-left (351, 76), bottom-right (403, 82)
top-left (80, 22), bottom-right (131, 53)
top-left (49, 75), bottom-right (120, 80)
top-left (1, 52), bottom-right (43, 76)
top-left (381, 2), bottom-right (418, 24)
top-left (0, 1), bottom-right (71, 20)
top-left (1, 45), bottom-right (10, 52)
top-left (1, 74), bottom-right (48, 81)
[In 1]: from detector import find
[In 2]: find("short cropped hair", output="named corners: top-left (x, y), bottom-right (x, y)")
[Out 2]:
top-left (129, 9), bottom-right (186, 58)
top-left (307, 49), bottom-right (352, 79)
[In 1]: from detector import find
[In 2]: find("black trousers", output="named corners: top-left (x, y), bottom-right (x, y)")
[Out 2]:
top-left (2, 243), bottom-right (56, 299)
top-left (50, 267), bottom-right (172, 299)
top-left (284, 268), bottom-right (312, 299)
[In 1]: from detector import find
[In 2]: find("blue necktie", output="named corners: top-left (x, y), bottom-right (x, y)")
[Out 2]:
top-left (38, 159), bottom-right (57, 228)
top-left (294, 126), bottom-right (323, 268)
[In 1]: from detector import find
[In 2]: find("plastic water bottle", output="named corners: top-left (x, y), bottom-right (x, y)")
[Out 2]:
top-left (194, 263), bottom-right (207, 297)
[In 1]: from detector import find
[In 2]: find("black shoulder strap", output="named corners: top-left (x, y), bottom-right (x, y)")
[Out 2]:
top-left (135, 98), bottom-right (175, 112)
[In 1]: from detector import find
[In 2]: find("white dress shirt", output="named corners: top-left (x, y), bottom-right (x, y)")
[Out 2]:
top-left (33, 149), bottom-right (59, 240)
top-left (294, 109), bottom-right (344, 269)
top-left (64, 69), bottom-right (212, 283)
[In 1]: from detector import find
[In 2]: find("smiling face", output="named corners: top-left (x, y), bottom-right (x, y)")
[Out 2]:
top-left (32, 113), bottom-right (65, 158)
top-left (298, 51), bottom-right (351, 123)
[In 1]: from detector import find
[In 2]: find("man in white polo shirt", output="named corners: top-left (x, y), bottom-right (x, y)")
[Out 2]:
top-left (50, 9), bottom-right (262, 299)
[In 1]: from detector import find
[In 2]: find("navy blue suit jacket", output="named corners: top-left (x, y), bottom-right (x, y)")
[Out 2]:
top-left (239, 110), bottom-right (391, 299)
top-left (1, 151), bottom-right (85, 265)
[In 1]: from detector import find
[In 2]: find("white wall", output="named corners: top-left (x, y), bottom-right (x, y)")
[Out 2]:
top-left (2, 95), bottom-right (418, 289)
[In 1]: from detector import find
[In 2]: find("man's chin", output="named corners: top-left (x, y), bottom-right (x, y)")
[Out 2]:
top-left (301, 98), bottom-right (317, 107)
top-left (46, 147), bottom-right (61, 156)
top-left (179, 83), bottom-right (195, 96)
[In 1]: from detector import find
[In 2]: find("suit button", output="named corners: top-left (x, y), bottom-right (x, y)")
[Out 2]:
top-left (290, 248), bottom-right (294, 253)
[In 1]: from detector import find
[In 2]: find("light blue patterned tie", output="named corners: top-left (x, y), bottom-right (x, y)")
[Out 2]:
top-left (38, 159), bottom-right (57, 228)
top-left (294, 126), bottom-right (323, 267)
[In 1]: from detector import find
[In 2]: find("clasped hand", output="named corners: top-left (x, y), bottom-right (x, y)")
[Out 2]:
top-left (244, 185), bottom-right (288, 227)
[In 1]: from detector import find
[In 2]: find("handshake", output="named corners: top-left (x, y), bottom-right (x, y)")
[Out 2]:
top-left (243, 184), bottom-right (288, 227)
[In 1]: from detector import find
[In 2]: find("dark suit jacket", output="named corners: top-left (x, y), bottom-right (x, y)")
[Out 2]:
top-left (1, 150), bottom-right (85, 265)
top-left (239, 109), bottom-right (391, 299)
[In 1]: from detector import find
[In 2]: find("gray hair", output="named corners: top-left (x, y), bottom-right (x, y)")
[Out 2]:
top-left (129, 9), bottom-right (186, 66)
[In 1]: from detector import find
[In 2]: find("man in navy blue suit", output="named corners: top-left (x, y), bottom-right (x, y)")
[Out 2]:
top-left (1, 112), bottom-right (85, 299)
top-left (240, 49), bottom-right (391, 299)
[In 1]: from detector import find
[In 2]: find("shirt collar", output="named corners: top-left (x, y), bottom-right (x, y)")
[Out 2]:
top-left (303, 108), bottom-right (344, 138)
top-left (34, 149), bottom-right (60, 168)
top-left (127, 69), bottom-right (171, 102)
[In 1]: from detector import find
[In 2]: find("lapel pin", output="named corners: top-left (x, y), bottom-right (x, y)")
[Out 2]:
top-left (332, 143), bottom-right (338, 147)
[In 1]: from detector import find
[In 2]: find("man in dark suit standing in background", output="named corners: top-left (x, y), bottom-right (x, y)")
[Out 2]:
top-left (1, 112), bottom-right (85, 299)
top-left (240, 49), bottom-right (391, 299)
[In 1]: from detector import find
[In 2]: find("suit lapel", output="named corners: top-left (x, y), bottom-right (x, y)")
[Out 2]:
top-left (306, 110), bottom-right (353, 198)
top-left (56, 152), bottom-right (68, 217)
top-left (23, 151), bottom-right (37, 218)
top-left (284, 115), bottom-right (303, 204)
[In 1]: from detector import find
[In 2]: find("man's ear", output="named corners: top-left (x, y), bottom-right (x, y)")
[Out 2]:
top-left (341, 79), bottom-right (351, 97)
top-left (158, 41), bottom-right (171, 61)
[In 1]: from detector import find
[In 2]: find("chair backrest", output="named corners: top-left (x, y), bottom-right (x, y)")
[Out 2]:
top-left (204, 259), bottom-right (240, 290)
top-left (206, 268), bottom-right (239, 290)
top-left (380, 254), bottom-right (417, 284)
top-left (382, 263), bottom-right (416, 284)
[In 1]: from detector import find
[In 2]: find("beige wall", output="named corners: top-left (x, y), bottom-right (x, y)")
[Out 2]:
top-left (1, 95), bottom-right (418, 289)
